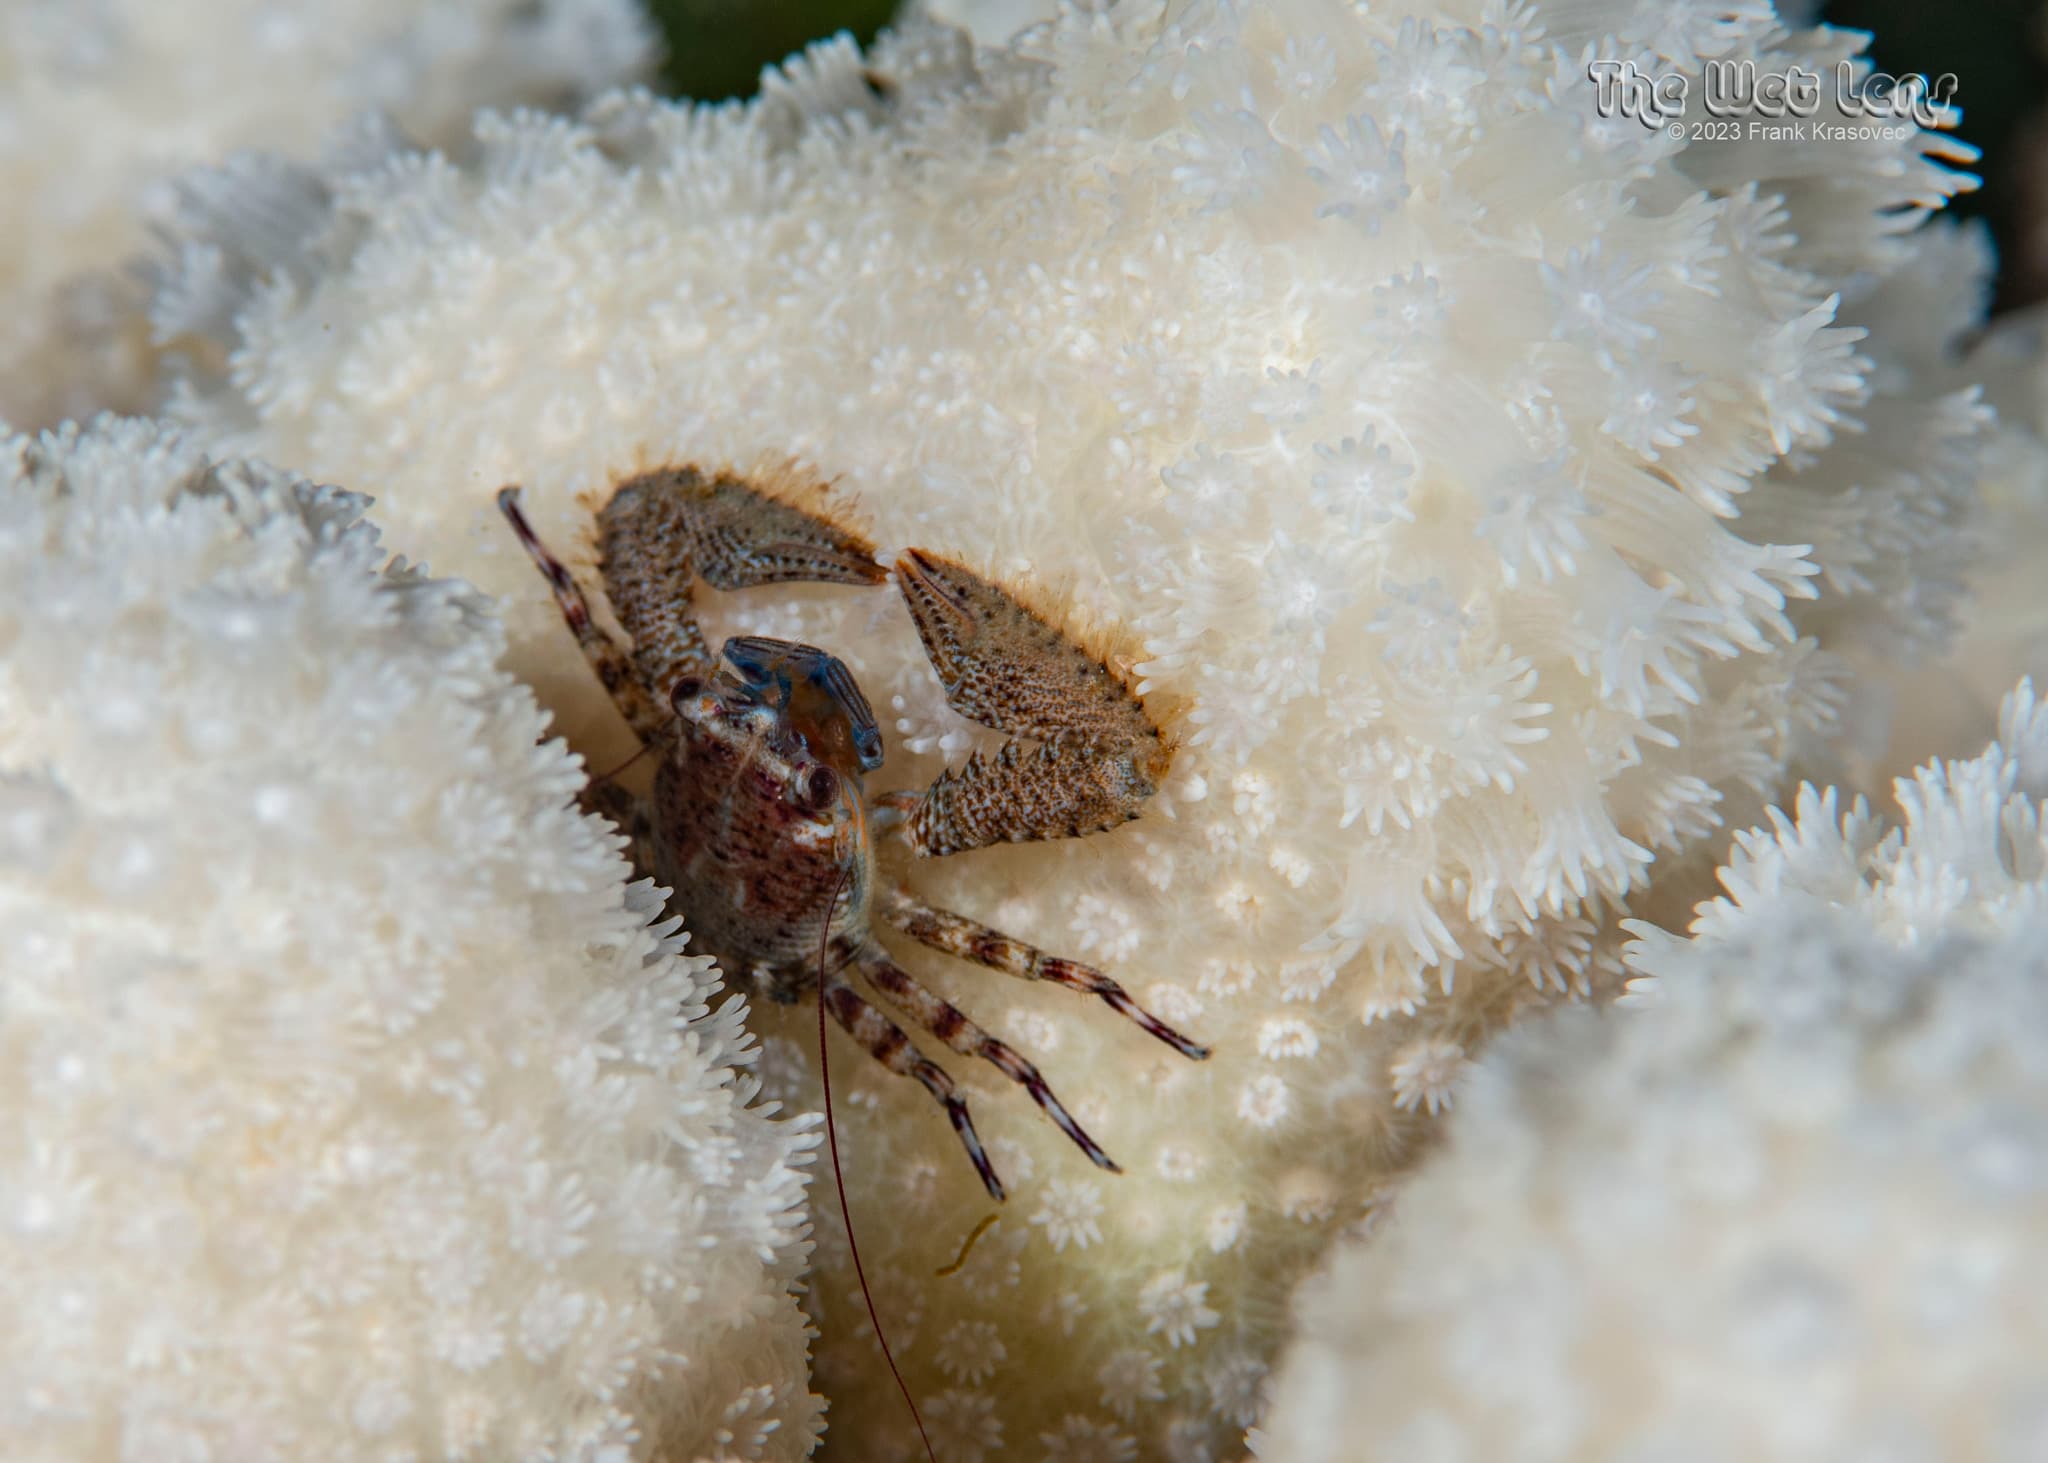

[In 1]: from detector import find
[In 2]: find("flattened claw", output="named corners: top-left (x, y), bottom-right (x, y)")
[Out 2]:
top-left (895, 546), bottom-right (974, 620)
top-left (605, 467), bottom-right (886, 593)
top-left (893, 548), bottom-right (1155, 746)
top-left (585, 464), bottom-right (884, 717)
top-left (892, 548), bottom-right (1173, 855)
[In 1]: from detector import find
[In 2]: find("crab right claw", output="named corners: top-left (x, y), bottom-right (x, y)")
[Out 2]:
top-left (890, 549), bottom-right (1173, 856)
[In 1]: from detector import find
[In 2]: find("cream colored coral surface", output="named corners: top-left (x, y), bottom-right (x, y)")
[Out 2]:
top-left (1819, 287), bottom-right (2048, 807)
top-left (0, 0), bottom-right (655, 430)
top-left (0, 418), bottom-right (821, 1461)
top-left (1256, 682), bottom-right (2048, 1460)
top-left (141, 0), bottom-right (1991, 1456)
top-left (911, 0), bottom-right (1059, 46)
top-left (1858, 305), bottom-right (2048, 787)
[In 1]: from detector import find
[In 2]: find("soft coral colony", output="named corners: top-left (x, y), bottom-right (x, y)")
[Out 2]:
top-left (14, 0), bottom-right (2002, 1458)
top-left (0, 0), bottom-right (657, 431)
top-left (1259, 680), bottom-right (2048, 1460)
top-left (0, 419), bottom-right (822, 1459)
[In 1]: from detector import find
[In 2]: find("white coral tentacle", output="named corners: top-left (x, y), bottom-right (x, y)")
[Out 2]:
top-left (0, 0), bottom-right (656, 428)
top-left (1256, 680), bottom-right (2048, 1461)
top-left (0, 418), bottom-right (822, 1461)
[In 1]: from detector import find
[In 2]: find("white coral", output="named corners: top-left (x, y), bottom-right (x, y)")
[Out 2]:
top-left (0, 0), bottom-right (655, 429)
top-left (0, 419), bottom-right (821, 1460)
top-left (1255, 680), bottom-right (2048, 1460)
top-left (1848, 295), bottom-right (2048, 791)
top-left (141, 0), bottom-right (1988, 1454)
top-left (911, 0), bottom-right (1058, 47)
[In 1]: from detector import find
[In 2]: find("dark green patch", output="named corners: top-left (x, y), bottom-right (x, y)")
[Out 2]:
top-left (650, 0), bottom-right (901, 102)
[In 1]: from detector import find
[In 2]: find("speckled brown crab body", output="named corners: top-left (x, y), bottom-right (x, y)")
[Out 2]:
top-left (651, 657), bottom-right (871, 1002)
top-left (498, 469), bottom-right (1206, 1201)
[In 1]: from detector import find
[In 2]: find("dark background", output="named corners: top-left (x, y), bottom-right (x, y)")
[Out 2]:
top-left (647, 0), bottom-right (2048, 313)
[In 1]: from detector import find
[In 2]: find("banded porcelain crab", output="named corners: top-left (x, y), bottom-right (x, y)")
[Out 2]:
top-left (498, 469), bottom-right (1208, 1199)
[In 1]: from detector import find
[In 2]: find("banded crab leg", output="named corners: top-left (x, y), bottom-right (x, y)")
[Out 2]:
top-left (499, 485), bottom-right (671, 743)
top-left (821, 974), bottom-right (1007, 1201)
top-left (877, 884), bottom-right (1210, 1060)
top-left (853, 945), bottom-right (1122, 1181)
top-left (585, 778), bottom-right (657, 874)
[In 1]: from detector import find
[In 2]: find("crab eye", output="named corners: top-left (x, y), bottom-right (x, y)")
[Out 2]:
top-left (794, 763), bottom-right (839, 813)
top-left (669, 674), bottom-right (706, 712)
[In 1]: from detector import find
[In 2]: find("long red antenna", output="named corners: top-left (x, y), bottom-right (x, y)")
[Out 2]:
top-left (817, 863), bottom-right (936, 1463)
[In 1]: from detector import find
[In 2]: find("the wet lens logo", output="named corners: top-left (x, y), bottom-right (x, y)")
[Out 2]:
top-left (1589, 58), bottom-right (1959, 138)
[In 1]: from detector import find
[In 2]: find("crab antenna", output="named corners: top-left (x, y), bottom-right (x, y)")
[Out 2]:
top-left (817, 864), bottom-right (935, 1463)
top-left (587, 713), bottom-right (678, 789)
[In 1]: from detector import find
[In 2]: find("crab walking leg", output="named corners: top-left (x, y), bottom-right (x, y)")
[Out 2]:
top-left (498, 487), bottom-right (670, 743)
top-left (854, 947), bottom-right (1123, 1176)
top-left (891, 547), bottom-right (1174, 856)
top-left (878, 885), bottom-right (1211, 1061)
top-left (599, 466), bottom-right (886, 706)
top-left (821, 976), bottom-right (1007, 1202)
top-left (583, 778), bottom-right (658, 879)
